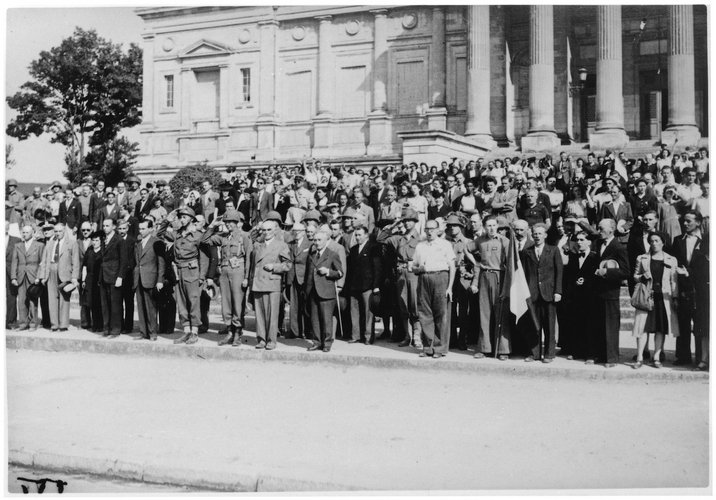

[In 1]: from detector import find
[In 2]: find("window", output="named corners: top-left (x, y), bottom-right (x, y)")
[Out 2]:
top-left (240, 68), bottom-right (251, 103)
top-left (164, 75), bottom-right (175, 108)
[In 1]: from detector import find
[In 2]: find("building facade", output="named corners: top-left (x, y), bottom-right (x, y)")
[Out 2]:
top-left (135, 5), bottom-right (708, 178)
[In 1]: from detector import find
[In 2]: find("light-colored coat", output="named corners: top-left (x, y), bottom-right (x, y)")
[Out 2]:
top-left (39, 236), bottom-right (80, 282)
top-left (249, 237), bottom-right (291, 293)
top-left (631, 253), bottom-right (680, 337)
top-left (11, 239), bottom-right (45, 283)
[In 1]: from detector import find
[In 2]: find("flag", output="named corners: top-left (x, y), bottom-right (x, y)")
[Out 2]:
top-left (501, 229), bottom-right (532, 321)
top-left (613, 155), bottom-right (628, 182)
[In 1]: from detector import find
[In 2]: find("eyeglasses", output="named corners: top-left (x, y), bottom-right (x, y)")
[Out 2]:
top-left (81, 229), bottom-right (91, 233)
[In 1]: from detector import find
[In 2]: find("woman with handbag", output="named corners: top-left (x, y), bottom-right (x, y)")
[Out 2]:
top-left (631, 231), bottom-right (680, 368)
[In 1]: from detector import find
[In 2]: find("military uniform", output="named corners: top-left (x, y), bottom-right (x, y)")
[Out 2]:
top-left (202, 211), bottom-right (253, 345)
top-left (445, 217), bottom-right (479, 350)
top-left (474, 233), bottom-right (511, 356)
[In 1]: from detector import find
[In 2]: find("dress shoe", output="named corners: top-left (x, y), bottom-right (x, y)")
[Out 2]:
top-left (185, 333), bottom-right (199, 345)
top-left (524, 356), bottom-right (536, 362)
top-left (107, 334), bottom-right (120, 339)
top-left (419, 352), bottom-right (428, 357)
top-left (322, 347), bottom-right (331, 353)
top-left (307, 344), bottom-right (320, 351)
top-left (232, 334), bottom-right (242, 347)
top-left (585, 359), bottom-right (595, 365)
top-left (51, 328), bottom-right (59, 332)
top-left (149, 335), bottom-right (157, 341)
top-left (29, 325), bottom-right (38, 331)
top-left (632, 361), bottom-right (643, 369)
top-left (197, 326), bottom-right (209, 334)
top-left (59, 328), bottom-right (68, 332)
top-left (653, 360), bottom-right (663, 368)
top-left (347, 339), bottom-right (360, 344)
top-left (18, 325), bottom-right (29, 331)
top-left (265, 343), bottom-right (276, 350)
top-left (397, 339), bottom-right (410, 347)
top-left (605, 363), bottom-right (616, 368)
top-left (174, 331), bottom-right (192, 344)
top-left (473, 352), bottom-right (485, 359)
top-left (414, 343), bottom-right (424, 350)
top-left (695, 362), bottom-right (709, 371)
top-left (218, 332), bottom-right (234, 346)
top-left (256, 341), bottom-right (267, 349)
top-left (498, 355), bottom-right (508, 361)
top-left (566, 355), bottom-right (574, 360)
top-left (542, 358), bottom-right (554, 364)
top-left (432, 352), bottom-right (443, 359)
top-left (133, 335), bottom-right (146, 341)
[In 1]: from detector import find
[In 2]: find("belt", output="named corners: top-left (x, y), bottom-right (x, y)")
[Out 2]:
top-left (423, 270), bottom-right (448, 275)
top-left (481, 268), bottom-right (502, 273)
top-left (175, 259), bottom-right (198, 269)
top-left (395, 262), bottom-right (410, 270)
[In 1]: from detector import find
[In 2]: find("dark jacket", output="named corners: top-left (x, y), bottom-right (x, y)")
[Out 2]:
top-left (520, 244), bottom-right (563, 302)
top-left (305, 246), bottom-right (343, 299)
top-left (346, 240), bottom-right (382, 293)
top-left (287, 237), bottom-right (312, 286)
top-left (59, 199), bottom-right (82, 230)
top-left (100, 233), bottom-right (128, 285)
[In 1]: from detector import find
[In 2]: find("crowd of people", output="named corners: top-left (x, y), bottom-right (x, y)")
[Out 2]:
top-left (4, 144), bottom-right (710, 370)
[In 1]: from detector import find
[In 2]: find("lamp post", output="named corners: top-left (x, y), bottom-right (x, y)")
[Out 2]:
top-left (569, 67), bottom-right (588, 97)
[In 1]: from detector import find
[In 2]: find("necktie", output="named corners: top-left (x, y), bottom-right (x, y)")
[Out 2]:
top-left (53, 241), bottom-right (60, 263)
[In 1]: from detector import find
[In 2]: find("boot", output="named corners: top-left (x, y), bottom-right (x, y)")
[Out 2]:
top-left (174, 328), bottom-right (192, 344)
top-left (217, 326), bottom-right (233, 346)
top-left (412, 322), bottom-right (423, 349)
top-left (232, 327), bottom-right (242, 347)
top-left (185, 327), bottom-right (199, 345)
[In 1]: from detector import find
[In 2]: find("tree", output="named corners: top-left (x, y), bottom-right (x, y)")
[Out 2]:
top-left (6, 27), bottom-right (142, 182)
top-left (78, 136), bottom-right (139, 186)
top-left (169, 163), bottom-right (224, 199)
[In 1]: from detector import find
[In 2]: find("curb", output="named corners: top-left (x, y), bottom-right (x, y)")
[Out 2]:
top-left (8, 449), bottom-right (358, 492)
top-left (7, 333), bottom-right (708, 382)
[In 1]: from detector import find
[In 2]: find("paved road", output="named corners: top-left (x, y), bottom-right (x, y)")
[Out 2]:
top-left (7, 349), bottom-right (709, 492)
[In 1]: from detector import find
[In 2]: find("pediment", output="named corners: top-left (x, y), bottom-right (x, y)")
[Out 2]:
top-left (179, 39), bottom-right (232, 59)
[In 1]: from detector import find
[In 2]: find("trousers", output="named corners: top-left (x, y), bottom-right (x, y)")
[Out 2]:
top-left (478, 271), bottom-right (510, 355)
top-left (17, 277), bottom-right (39, 328)
top-left (47, 263), bottom-right (71, 329)
top-left (310, 289), bottom-right (336, 348)
top-left (396, 268), bottom-right (421, 343)
top-left (100, 281), bottom-right (123, 334)
top-left (254, 291), bottom-right (280, 345)
top-left (417, 271), bottom-right (451, 355)
top-left (136, 286), bottom-right (158, 336)
top-left (219, 266), bottom-right (246, 329)
top-left (349, 289), bottom-right (373, 341)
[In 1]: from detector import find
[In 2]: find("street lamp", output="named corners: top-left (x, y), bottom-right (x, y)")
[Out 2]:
top-left (569, 67), bottom-right (588, 97)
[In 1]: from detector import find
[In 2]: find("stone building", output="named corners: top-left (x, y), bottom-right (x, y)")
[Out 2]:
top-left (134, 5), bottom-right (708, 179)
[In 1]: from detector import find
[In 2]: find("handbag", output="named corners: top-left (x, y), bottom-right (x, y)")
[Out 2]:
top-left (631, 280), bottom-right (654, 312)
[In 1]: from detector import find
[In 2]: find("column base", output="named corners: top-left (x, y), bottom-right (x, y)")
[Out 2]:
top-left (312, 114), bottom-right (335, 153)
top-left (464, 133), bottom-right (497, 150)
top-left (589, 128), bottom-right (629, 151)
top-left (426, 107), bottom-right (448, 130)
top-left (662, 125), bottom-right (701, 149)
top-left (367, 111), bottom-right (394, 156)
top-left (398, 129), bottom-right (491, 167)
top-left (521, 132), bottom-right (561, 153)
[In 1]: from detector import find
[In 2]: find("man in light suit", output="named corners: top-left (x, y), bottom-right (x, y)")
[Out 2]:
top-left (11, 225), bottom-right (45, 330)
top-left (521, 223), bottom-right (563, 363)
top-left (597, 185), bottom-right (634, 245)
top-left (351, 187), bottom-right (375, 233)
top-left (200, 180), bottom-right (219, 223)
top-left (286, 222), bottom-right (312, 339)
top-left (6, 221), bottom-right (20, 329)
top-left (305, 228), bottom-right (344, 352)
top-left (133, 219), bottom-right (166, 341)
top-left (248, 219), bottom-right (291, 350)
top-left (250, 178), bottom-right (274, 226)
top-left (39, 222), bottom-right (80, 331)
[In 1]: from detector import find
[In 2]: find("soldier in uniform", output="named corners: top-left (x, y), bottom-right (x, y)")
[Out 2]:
top-left (202, 210), bottom-right (253, 346)
top-left (157, 207), bottom-right (207, 344)
top-left (125, 175), bottom-right (143, 217)
top-left (376, 208), bottom-right (423, 350)
top-left (444, 214), bottom-right (478, 350)
top-left (194, 215), bottom-right (219, 334)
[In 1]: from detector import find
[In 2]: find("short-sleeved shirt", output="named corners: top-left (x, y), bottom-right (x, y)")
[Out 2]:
top-left (475, 234), bottom-right (510, 271)
top-left (413, 237), bottom-right (455, 272)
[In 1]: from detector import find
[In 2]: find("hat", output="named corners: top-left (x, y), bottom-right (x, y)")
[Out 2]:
top-left (325, 202), bottom-right (339, 209)
top-left (303, 209), bottom-right (322, 222)
top-left (203, 282), bottom-right (216, 300)
top-left (599, 259), bottom-right (619, 270)
top-left (156, 179), bottom-right (167, 187)
top-left (369, 291), bottom-right (387, 317)
top-left (7, 178), bottom-right (18, 187)
top-left (340, 208), bottom-right (357, 219)
top-left (176, 207), bottom-right (196, 220)
top-left (223, 210), bottom-right (243, 223)
top-left (401, 208), bottom-right (419, 222)
top-left (50, 181), bottom-right (63, 190)
top-left (126, 175), bottom-right (140, 185)
top-left (27, 283), bottom-right (43, 300)
top-left (445, 215), bottom-right (464, 227)
top-left (61, 282), bottom-right (77, 293)
top-left (265, 210), bottom-right (282, 222)
top-left (219, 181), bottom-right (232, 191)
top-left (42, 222), bottom-right (54, 231)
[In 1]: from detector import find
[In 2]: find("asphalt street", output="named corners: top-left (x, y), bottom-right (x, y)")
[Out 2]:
top-left (6, 349), bottom-right (709, 492)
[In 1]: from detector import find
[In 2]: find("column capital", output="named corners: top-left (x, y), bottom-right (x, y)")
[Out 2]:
top-left (369, 8), bottom-right (388, 17)
top-left (258, 19), bottom-right (279, 27)
top-left (315, 15), bottom-right (333, 22)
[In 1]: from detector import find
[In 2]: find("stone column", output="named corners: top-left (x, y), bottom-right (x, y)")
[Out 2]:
top-left (663, 5), bottom-right (700, 147)
top-left (590, 5), bottom-right (628, 150)
top-left (257, 18), bottom-right (278, 158)
top-left (218, 64), bottom-right (229, 129)
top-left (141, 34), bottom-right (154, 126)
top-left (427, 7), bottom-right (447, 130)
top-left (313, 15), bottom-right (335, 152)
top-left (180, 68), bottom-right (192, 131)
top-left (521, 5), bottom-right (559, 152)
top-left (367, 8), bottom-right (392, 155)
top-left (464, 5), bottom-right (496, 148)
top-left (489, 6), bottom-right (513, 146)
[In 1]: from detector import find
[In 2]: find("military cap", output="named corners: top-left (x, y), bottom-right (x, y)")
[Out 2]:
top-left (401, 208), bottom-right (419, 222)
top-left (223, 210), bottom-right (243, 223)
top-left (325, 202), bottom-right (339, 209)
top-left (219, 181), bottom-right (232, 191)
top-left (50, 181), bottom-right (63, 190)
top-left (303, 209), bottom-right (322, 222)
top-left (126, 175), bottom-right (141, 184)
top-left (7, 178), bottom-right (18, 187)
top-left (176, 207), bottom-right (196, 220)
top-left (340, 208), bottom-right (357, 219)
top-left (156, 179), bottom-right (167, 187)
top-left (265, 210), bottom-right (282, 222)
top-left (42, 221), bottom-right (54, 230)
top-left (445, 214), bottom-right (464, 227)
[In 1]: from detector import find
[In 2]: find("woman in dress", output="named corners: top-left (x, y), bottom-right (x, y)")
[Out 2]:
top-left (149, 197), bottom-right (167, 222)
top-left (396, 182), bottom-right (411, 208)
top-left (657, 186), bottom-right (683, 242)
top-left (563, 184), bottom-right (589, 221)
top-left (186, 190), bottom-right (203, 218)
top-left (631, 231), bottom-right (680, 368)
top-left (406, 182), bottom-right (428, 233)
top-left (82, 231), bottom-right (104, 332)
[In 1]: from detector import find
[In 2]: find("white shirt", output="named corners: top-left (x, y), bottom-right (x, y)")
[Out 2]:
top-left (685, 232), bottom-right (701, 263)
top-left (358, 241), bottom-right (366, 254)
top-left (24, 240), bottom-right (33, 252)
top-left (413, 237), bottom-right (455, 272)
top-left (601, 237), bottom-right (614, 256)
top-left (534, 244), bottom-right (544, 260)
top-left (141, 235), bottom-right (151, 249)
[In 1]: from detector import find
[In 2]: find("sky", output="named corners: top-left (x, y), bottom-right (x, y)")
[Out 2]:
top-left (5, 7), bottom-right (144, 183)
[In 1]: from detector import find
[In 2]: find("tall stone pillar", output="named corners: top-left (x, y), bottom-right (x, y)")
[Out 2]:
top-left (464, 5), bottom-right (496, 149)
top-left (180, 68), bottom-right (192, 131)
top-left (521, 5), bottom-right (560, 152)
top-left (313, 15), bottom-right (334, 153)
top-left (218, 64), bottom-right (229, 129)
top-left (427, 7), bottom-right (447, 130)
top-left (590, 5), bottom-right (628, 150)
top-left (367, 8), bottom-right (392, 156)
top-left (257, 18), bottom-right (278, 157)
top-left (141, 34), bottom-right (154, 126)
top-left (662, 5), bottom-right (701, 147)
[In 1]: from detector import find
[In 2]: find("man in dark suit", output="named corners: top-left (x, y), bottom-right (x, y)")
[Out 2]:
top-left (133, 219), bottom-right (166, 340)
top-left (134, 188), bottom-right (153, 220)
top-left (305, 228), bottom-right (343, 352)
top-left (672, 211), bottom-right (706, 366)
top-left (76, 222), bottom-right (93, 329)
top-left (99, 218), bottom-right (128, 337)
top-left (521, 223), bottom-right (563, 362)
top-left (89, 180), bottom-right (106, 225)
top-left (96, 191), bottom-right (121, 227)
top-left (560, 231), bottom-right (600, 360)
top-left (597, 185), bottom-right (634, 245)
top-left (369, 176), bottom-right (390, 220)
top-left (117, 220), bottom-right (136, 333)
top-left (59, 188), bottom-right (82, 231)
top-left (250, 178), bottom-right (274, 226)
top-left (346, 225), bottom-right (382, 344)
top-left (5, 221), bottom-right (20, 329)
top-left (286, 222), bottom-right (311, 339)
top-left (590, 218), bottom-right (630, 367)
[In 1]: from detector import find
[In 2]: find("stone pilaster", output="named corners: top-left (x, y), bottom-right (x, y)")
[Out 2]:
top-left (427, 7), bottom-right (447, 130)
top-left (141, 34), bottom-right (154, 126)
top-left (367, 8), bottom-right (392, 155)
top-left (590, 5), bottom-right (628, 150)
top-left (522, 5), bottom-right (560, 152)
top-left (257, 19), bottom-right (278, 157)
top-left (663, 5), bottom-right (701, 147)
top-left (180, 68), bottom-right (192, 131)
top-left (464, 5), bottom-right (496, 149)
top-left (489, 6), bottom-right (513, 146)
top-left (218, 64), bottom-right (229, 130)
top-left (313, 15), bottom-right (334, 152)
